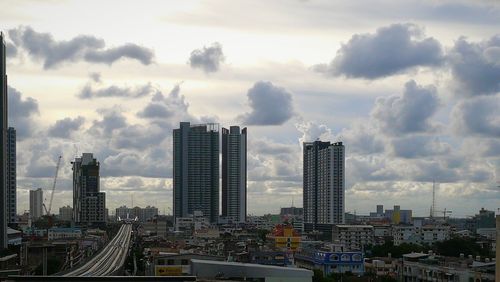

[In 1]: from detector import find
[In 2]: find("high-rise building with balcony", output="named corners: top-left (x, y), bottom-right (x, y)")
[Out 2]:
top-left (6, 127), bottom-right (15, 225)
top-left (0, 32), bottom-right (9, 248)
top-left (173, 122), bottom-right (219, 223)
top-left (303, 141), bottom-right (345, 226)
top-left (222, 126), bottom-right (247, 223)
top-left (72, 153), bottom-right (106, 226)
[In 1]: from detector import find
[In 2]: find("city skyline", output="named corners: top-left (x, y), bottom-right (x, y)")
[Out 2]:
top-left (0, 0), bottom-right (498, 217)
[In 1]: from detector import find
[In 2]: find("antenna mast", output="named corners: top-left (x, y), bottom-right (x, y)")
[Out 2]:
top-left (431, 180), bottom-right (436, 219)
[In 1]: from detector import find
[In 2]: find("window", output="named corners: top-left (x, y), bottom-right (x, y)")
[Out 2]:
top-left (341, 254), bottom-right (350, 261)
top-left (181, 259), bottom-right (189, 265)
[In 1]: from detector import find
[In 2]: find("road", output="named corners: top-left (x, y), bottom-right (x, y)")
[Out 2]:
top-left (64, 224), bottom-right (132, 276)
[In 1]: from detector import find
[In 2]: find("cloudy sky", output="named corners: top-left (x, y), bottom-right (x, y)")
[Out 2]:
top-left (2, 0), bottom-right (499, 217)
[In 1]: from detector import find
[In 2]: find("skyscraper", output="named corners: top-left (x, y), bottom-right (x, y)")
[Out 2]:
top-left (173, 122), bottom-right (219, 223)
top-left (6, 127), bottom-right (15, 225)
top-left (222, 126), bottom-right (247, 223)
top-left (303, 141), bottom-right (345, 226)
top-left (72, 153), bottom-right (106, 226)
top-left (29, 188), bottom-right (43, 220)
top-left (0, 32), bottom-right (8, 248)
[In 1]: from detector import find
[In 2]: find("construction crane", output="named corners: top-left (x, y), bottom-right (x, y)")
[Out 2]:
top-left (42, 156), bottom-right (62, 228)
top-left (48, 155), bottom-right (62, 215)
top-left (435, 208), bottom-right (452, 221)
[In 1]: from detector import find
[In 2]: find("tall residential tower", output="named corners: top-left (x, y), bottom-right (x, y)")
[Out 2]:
top-left (0, 32), bottom-right (8, 248)
top-left (303, 141), bottom-right (345, 226)
top-left (72, 153), bottom-right (106, 226)
top-left (173, 122), bottom-right (219, 223)
top-left (222, 126), bottom-right (247, 223)
top-left (6, 127), bottom-right (15, 225)
top-left (29, 188), bottom-right (43, 220)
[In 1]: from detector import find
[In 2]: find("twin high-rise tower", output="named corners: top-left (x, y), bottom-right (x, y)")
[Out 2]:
top-left (173, 122), bottom-right (247, 223)
top-left (173, 123), bottom-right (220, 223)
top-left (222, 126), bottom-right (247, 223)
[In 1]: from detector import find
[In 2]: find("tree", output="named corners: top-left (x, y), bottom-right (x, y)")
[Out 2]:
top-left (433, 238), bottom-right (492, 257)
top-left (368, 241), bottom-right (426, 258)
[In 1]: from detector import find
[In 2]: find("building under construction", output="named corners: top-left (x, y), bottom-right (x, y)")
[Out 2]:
top-left (72, 153), bottom-right (106, 226)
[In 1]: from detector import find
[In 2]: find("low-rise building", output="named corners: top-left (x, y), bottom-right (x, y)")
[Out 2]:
top-left (148, 253), bottom-right (225, 276)
top-left (393, 225), bottom-right (450, 246)
top-left (332, 225), bottom-right (374, 251)
top-left (7, 228), bottom-right (21, 246)
top-left (250, 251), bottom-right (292, 267)
top-left (191, 259), bottom-right (312, 281)
top-left (48, 227), bottom-right (82, 240)
top-left (268, 224), bottom-right (301, 251)
top-left (58, 205), bottom-right (73, 221)
top-left (364, 257), bottom-right (398, 278)
top-left (295, 248), bottom-right (364, 276)
top-left (399, 252), bottom-right (495, 282)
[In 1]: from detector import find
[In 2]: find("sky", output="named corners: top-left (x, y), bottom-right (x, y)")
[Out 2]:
top-left (1, 0), bottom-right (499, 218)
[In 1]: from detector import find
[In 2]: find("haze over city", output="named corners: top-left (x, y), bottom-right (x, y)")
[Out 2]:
top-left (1, 0), bottom-right (499, 218)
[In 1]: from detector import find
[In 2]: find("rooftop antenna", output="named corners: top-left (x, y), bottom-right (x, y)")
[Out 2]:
top-left (291, 196), bottom-right (294, 208)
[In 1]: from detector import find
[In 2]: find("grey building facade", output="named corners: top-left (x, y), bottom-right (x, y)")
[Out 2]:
top-left (173, 122), bottom-right (219, 223)
top-left (29, 188), bottom-right (43, 220)
top-left (58, 205), bottom-right (73, 222)
top-left (6, 127), bottom-right (15, 225)
top-left (303, 141), bottom-right (345, 226)
top-left (222, 126), bottom-right (247, 223)
top-left (72, 153), bottom-right (106, 226)
top-left (0, 32), bottom-right (8, 248)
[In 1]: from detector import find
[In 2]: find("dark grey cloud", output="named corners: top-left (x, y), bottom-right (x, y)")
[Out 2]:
top-left (371, 80), bottom-right (439, 136)
top-left (84, 43), bottom-right (154, 65)
top-left (23, 138), bottom-right (63, 178)
top-left (188, 42), bottom-right (225, 73)
top-left (101, 150), bottom-right (170, 178)
top-left (316, 23), bottom-right (443, 79)
top-left (409, 160), bottom-right (460, 183)
top-left (111, 124), bottom-right (169, 150)
top-left (6, 42), bottom-right (17, 58)
top-left (448, 35), bottom-right (500, 96)
top-left (8, 26), bottom-right (154, 69)
top-left (89, 109), bottom-right (128, 137)
top-left (89, 72), bottom-right (102, 83)
top-left (8, 86), bottom-right (39, 139)
top-left (78, 82), bottom-right (156, 99)
top-left (470, 138), bottom-right (500, 157)
top-left (248, 141), bottom-right (302, 183)
top-left (339, 124), bottom-right (385, 155)
top-left (451, 95), bottom-right (500, 137)
top-left (48, 116), bottom-right (85, 138)
top-left (390, 135), bottom-right (450, 158)
top-left (137, 84), bottom-right (189, 120)
top-left (347, 156), bottom-right (400, 182)
top-left (238, 81), bottom-right (294, 125)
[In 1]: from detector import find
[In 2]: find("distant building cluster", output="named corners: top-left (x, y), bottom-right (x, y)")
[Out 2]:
top-left (115, 205), bottom-right (158, 222)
